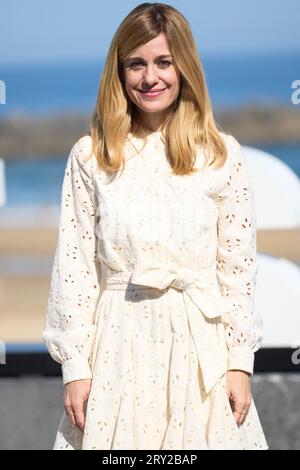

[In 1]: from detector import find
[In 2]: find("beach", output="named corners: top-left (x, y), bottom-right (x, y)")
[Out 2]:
top-left (0, 226), bottom-right (299, 258)
top-left (1, 226), bottom-right (299, 343)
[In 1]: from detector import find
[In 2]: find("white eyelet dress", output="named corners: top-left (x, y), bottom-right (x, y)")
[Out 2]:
top-left (42, 130), bottom-right (269, 450)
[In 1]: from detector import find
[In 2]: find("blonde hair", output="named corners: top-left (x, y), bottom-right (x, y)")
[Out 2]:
top-left (89, 2), bottom-right (228, 175)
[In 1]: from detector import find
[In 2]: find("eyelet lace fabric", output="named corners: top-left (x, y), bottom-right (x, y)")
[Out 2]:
top-left (42, 131), bottom-right (268, 450)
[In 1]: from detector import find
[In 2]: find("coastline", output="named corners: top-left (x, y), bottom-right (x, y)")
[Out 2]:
top-left (1, 104), bottom-right (300, 159)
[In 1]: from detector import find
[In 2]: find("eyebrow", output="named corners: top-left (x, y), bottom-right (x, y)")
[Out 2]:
top-left (125, 54), bottom-right (172, 62)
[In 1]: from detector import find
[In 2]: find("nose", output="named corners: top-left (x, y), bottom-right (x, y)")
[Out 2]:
top-left (142, 64), bottom-right (159, 87)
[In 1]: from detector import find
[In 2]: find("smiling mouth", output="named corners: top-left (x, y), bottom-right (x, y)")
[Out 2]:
top-left (138, 88), bottom-right (167, 96)
top-left (140, 88), bottom-right (166, 92)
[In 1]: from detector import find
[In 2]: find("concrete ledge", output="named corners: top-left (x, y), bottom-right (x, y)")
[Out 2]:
top-left (0, 373), bottom-right (299, 450)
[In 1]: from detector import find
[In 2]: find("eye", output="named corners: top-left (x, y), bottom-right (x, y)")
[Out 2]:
top-left (158, 60), bottom-right (172, 67)
top-left (126, 60), bottom-right (173, 70)
top-left (127, 61), bottom-right (144, 70)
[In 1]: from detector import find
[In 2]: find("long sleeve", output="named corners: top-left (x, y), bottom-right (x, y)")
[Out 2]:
top-left (42, 136), bottom-right (101, 385)
top-left (215, 134), bottom-right (263, 375)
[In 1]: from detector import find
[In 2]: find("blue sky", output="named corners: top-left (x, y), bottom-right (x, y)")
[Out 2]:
top-left (0, 0), bottom-right (299, 65)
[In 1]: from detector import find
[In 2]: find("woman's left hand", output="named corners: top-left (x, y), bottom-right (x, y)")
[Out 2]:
top-left (226, 369), bottom-right (252, 426)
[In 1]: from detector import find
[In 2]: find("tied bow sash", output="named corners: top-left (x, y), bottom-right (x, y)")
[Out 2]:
top-left (130, 260), bottom-right (233, 393)
top-left (130, 261), bottom-right (233, 319)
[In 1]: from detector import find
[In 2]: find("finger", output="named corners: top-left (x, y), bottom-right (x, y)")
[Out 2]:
top-left (240, 415), bottom-right (246, 426)
top-left (239, 411), bottom-right (247, 426)
top-left (239, 408), bottom-right (249, 425)
top-left (233, 411), bottom-right (242, 426)
top-left (73, 404), bottom-right (86, 432)
top-left (236, 407), bottom-right (249, 426)
top-left (235, 410), bottom-right (247, 426)
top-left (246, 396), bottom-right (252, 410)
top-left (65, 406), bottom-right (76, 427)
top-left (69, 413), bottom-right (76, 427)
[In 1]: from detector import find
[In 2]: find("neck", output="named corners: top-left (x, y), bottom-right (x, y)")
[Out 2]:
top-left (137, 107), bottom-right (173, 133)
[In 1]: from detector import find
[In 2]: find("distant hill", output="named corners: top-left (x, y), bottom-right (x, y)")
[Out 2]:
top-left (0, 104), bottom-right (299, 159)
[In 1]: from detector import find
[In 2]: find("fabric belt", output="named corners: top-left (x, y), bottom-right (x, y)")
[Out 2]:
top-left (104, 261), bottom-right (232, 393)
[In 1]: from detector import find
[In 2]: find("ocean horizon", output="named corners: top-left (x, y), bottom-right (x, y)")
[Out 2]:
top-left (0, 51), bottom-right (299, 116)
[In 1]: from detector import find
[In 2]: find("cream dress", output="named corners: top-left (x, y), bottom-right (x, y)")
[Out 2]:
top-left (43, 129), bottom-right (268, 450)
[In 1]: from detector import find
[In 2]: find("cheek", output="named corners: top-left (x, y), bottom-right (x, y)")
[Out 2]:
top-left (124, 78), bottom-right (134, 93)
top-left (124, 81), bottom-right (138, 103)
top-left (124, 72), bottom-right (137, 91)
top-left (171, 71), bottom-right (180, 86)
top-left (165, 71), bottom-right (180, 93)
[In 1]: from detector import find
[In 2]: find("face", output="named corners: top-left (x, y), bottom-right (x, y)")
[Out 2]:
top-left (122, 32), bottom-right (180, 129)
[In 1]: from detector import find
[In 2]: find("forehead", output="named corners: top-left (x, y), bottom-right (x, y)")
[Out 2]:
top-left (128, 33), bottom-right (171, 58)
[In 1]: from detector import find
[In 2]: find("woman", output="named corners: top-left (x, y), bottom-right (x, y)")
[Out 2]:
top-left (43, 2), bottom-right (268, 450)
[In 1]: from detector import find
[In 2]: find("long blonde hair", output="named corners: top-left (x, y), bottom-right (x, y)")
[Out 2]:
top-left (89, 2), bottom-right (228, 175)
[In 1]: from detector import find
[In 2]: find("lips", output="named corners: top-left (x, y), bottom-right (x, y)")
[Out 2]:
top-left (140, 88), bottom-right (166, 93)
top-left (138, 88), bottom-right (167, 98)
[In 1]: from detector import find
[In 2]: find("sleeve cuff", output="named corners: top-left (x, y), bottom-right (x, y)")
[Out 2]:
top-left (227, 347), bottom-right (255, 375)
top-left (62, 357), bottom-right (92, 385)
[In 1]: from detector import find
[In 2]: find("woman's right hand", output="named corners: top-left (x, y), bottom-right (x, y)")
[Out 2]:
top-left (64, 378), bottom-right (92, 432)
